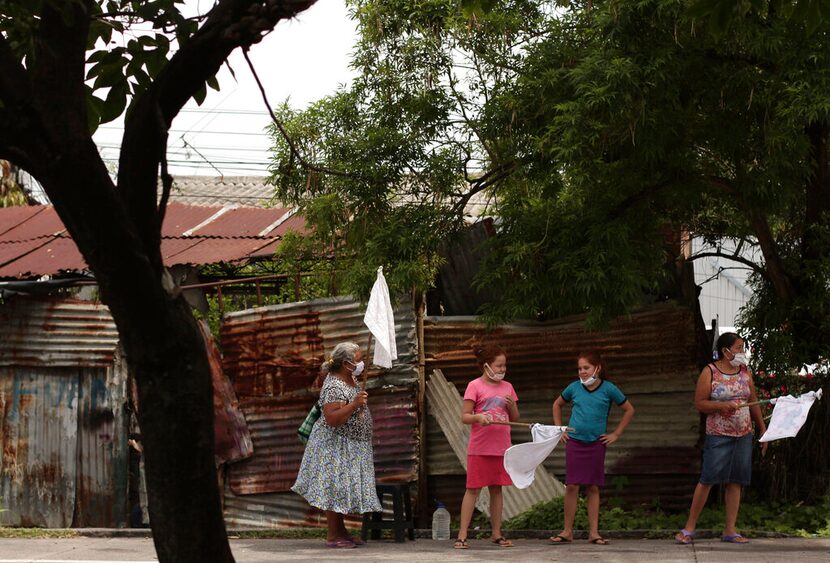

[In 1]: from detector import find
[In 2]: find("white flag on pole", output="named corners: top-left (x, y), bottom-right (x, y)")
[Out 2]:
top-left (363, 266), bottom-right (398, 369)
top-left (759, 389), bottom-right (823, 443)
top-left (503, 424), bottom-right (568, 489)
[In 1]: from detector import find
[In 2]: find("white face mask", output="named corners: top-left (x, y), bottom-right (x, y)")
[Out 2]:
top-left (484, 363), bottom-right (505, 382)
top-left (350, 360), bottom-right (365, 377)
top-left (728, 352), bottom-right (748, 367)
top-left (580, 369), bottom-right (599, 387)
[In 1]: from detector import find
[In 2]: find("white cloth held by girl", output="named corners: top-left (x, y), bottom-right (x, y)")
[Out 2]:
top-left (503, 424), bottom-right (568, 489)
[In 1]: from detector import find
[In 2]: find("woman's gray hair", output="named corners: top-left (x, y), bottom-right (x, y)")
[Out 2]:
top-left (321, 341), bottom-right (361, 374)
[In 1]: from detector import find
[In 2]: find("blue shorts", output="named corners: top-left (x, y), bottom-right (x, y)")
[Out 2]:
top-left (699, 433), bottom-right (753, 486)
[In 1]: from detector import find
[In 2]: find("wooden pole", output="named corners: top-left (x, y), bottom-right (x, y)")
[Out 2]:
top-left (491, 421), bottom-right (574, 431)
top-left (738, 399), bottom-right (773, 408)
top-left (361, 332), bottom-right (373, 391)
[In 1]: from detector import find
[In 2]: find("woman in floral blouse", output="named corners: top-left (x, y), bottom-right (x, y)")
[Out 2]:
top-left (675, 332), bottom-right (767, 545)
top-left (292, 342), bottom-right (381, 548)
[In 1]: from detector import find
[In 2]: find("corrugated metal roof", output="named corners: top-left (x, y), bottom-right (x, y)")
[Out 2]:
top-left (0, 202), bottom-right (307, 280)
top-left (423, 303), bottom-right (702, 508)
top-left (0, 205), bottom-right (48, 238)
top-left (168, 176), bottom-right (277, 207)
top-left (0, 298), bottom-right (119, 368)
top-left (221, 295), bottom-right (419, 527)
top-left (164, 237), bottom-right (279, 266)
top-left (160, 202), bottom-right (220, 237)
top-left (0, 206), bottom-right (65, 242)
top-left (188, 206), bottom-right (293, 238)
top-left (0, 238), bottom-right (88, 278)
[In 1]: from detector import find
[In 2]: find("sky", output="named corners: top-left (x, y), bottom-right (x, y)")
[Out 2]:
top-left (92, 0), bottom-right (359, 178)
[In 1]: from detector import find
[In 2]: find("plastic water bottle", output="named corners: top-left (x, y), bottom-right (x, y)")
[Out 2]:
top-left (432, 501), bottom-right (451, 540)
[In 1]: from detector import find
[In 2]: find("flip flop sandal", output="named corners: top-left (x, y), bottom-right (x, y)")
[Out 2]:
top-left (549, 535), bottom-right (572, 544)
top-left (491, 536), bottom-right (513, 547)
top-left (324, 539), bottom-right (356, 549)
top-left (589, 536), bottom-right (609, 545)
top-left (675, 529), bottom-right (695, 545)
top-left (721, 534), bottom-right (749, 544)
top-left (348, 536), bottom-right (366, 546)
top-left (453, 538), bottom-right (469, 549)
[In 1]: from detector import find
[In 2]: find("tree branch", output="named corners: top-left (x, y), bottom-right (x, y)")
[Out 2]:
top-left (686, 251), bottom-right (766, 278)
top-left (705, 175), bottom-right (798, 304)
top-left (242, 48), bottom-right (350, 178)
top-left (32, 1), bottom-right (91, 141)
top-left (119, 0), bottom-right (319, 269)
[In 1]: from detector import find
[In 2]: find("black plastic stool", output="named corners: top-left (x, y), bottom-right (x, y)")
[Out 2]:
top-left (360, 482), bottom-right (415, 542)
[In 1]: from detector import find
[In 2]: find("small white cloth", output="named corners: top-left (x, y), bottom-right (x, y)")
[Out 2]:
top-left (503, 424), bottom-right (568, 489)
top-left (363, 266), bottom-right (398, 369)
top-left (759, 389), bottom-right (823, 443)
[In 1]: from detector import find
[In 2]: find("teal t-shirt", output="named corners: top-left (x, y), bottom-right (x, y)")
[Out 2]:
top-left (561, 380), bottom-right (627, 443)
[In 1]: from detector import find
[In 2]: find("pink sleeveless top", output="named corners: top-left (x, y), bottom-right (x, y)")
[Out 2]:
top-left (705, 363), bottom-right (752, 437)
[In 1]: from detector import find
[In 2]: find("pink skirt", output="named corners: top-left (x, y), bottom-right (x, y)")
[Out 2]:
top-left (466, 454), bottom-right (513, 488)
top-left (565, 438), bottom-right (606, 486)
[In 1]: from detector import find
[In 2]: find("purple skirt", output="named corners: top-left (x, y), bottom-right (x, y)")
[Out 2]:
top-left (565, 438), bottom-right (606, 486)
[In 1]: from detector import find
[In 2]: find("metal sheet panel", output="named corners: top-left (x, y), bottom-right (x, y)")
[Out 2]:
top-left (168, 176), bottom-right (276, 208)
top-left (222, 296), bottom-right (419, 508)
top-left (189, 206), bottom-right (292, 238)
top-left (0, 238), bottom-right (87, 278)
top-left (222, 296), bottom-right (419, 397)
top-left (425, 369), bottom-right (564, 520)
top-left (423, 303), bottom-right (702, 508)
top-left (0, 239), bottom-right (51, 270)
top-left (0, 205), bottom-right (47, 239)
top-left (0, 298), bottom-right (119, 368)
top-left (165, 237), bottom-right (279, 267)
top-left (74, 355), bottom-right (129, 528)
top-left (160, 202), bottom-right (221, 237)
top-left (0, 206), bottom-right (65, 242)
top-left (229, 385), bottom-right (417, 496)
top-left (0, 367), bottom-right (78, 528)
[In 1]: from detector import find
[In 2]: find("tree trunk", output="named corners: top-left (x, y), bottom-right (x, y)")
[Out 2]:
top-left (37, 146), bottom-right (233, 562)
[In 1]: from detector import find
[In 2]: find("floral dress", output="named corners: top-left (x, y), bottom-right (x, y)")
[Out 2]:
top-left (291, 375), bottom-right (382, 514)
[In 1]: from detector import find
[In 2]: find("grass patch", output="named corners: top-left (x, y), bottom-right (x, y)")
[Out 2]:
top-left (493, 496), bottom-right (830, 537)
top-left (229, 528), bottom-right (327, 540)
top-left (0, 528), bottom-right (80, 539)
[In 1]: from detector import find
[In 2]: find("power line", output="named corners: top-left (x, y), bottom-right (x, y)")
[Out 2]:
top-left (98, 126), bottom-right (271, 137)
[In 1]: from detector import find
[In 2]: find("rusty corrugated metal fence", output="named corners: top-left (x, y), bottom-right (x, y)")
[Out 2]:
top-left (0, 298), bottom-right (128, 527)
top-left (424, 303), bottom-right (702, 511)
top-left (221, 296), bottom-right (419, 528)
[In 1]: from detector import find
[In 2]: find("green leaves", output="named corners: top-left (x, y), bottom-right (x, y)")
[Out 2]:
top-left (688, 0), bottom-right (830, 35)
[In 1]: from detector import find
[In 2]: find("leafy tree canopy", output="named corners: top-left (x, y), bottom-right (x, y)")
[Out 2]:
top-left (269, 0), bottom-right (829, 380)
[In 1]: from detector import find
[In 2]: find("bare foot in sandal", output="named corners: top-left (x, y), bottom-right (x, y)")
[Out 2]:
top-left (491, 536), bottom-right (513, 547)
top-left (549, 533), bottom-right (572, 544)
top-left (589, 536), bottom-right (609, 545)
top-left (453, 538), bottom-right (469, 549)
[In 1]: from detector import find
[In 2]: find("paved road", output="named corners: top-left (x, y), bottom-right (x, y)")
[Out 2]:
top-left (0, 537), bottom-right (828, 562)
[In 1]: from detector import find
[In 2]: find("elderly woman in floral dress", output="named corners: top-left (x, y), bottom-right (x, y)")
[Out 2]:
top-left (292, 342), bottom-right (381, 548)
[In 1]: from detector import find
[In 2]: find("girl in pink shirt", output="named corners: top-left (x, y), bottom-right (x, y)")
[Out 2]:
top-left (454, 344), bottom-right (519, 550)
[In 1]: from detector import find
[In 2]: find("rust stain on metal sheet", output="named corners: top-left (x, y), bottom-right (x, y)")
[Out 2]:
top-left (424, 303), bottom-right (703, 508)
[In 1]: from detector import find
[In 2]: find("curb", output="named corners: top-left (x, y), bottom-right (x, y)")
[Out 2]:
top-left (1, 528), bottom-right (794, 540)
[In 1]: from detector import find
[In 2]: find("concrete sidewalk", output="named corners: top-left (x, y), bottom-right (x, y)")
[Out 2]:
top-left (0, 537), bottom-right (828, 562)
